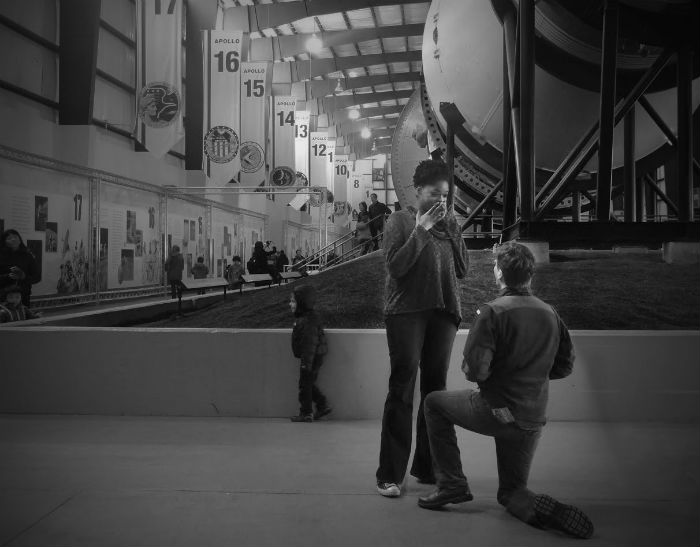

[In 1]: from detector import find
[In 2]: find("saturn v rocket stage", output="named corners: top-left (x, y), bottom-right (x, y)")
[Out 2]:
top-left (392, 0), bottom-right (699, 242)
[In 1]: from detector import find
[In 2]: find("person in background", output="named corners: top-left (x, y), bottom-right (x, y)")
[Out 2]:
top-left (0, 229), bottom-right (41, 307)
top-left (250, 241), bottom-right (268, 274)
top-left (292, 249), bottom-right (308, 276)
top-left (227, 256), bottom-right (244, 290)
top-left (276, 249), bottom-right (289, 274)
top-left (289, 284), bottom-right (332, 423)
top-left (191, 256), bottom-right (209, 294)
top-left (164, 245), bottom-right (184, 299)
top-left (267, 246), bottom-right (281, 283)
top-left (417, 242), bottom-right (593, 540)
top-left (376, 159), bottom-right (469, 498)
top-left (0, 284), bottom-right (42, 323)
top-left (356, 202), bottom-right (373, 256)
top-left (368, 193), bottom-right (392, 250)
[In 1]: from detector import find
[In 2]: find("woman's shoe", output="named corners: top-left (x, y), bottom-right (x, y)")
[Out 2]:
top-left (290, 414), bottom-right (313, 423)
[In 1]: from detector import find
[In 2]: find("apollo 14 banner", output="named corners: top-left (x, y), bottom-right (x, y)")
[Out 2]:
top-left (202, 30), bottom-right (243, 185)
top-left (135, 0), bottom-right (184, 158)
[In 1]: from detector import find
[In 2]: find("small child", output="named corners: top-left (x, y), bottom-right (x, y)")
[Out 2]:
top-left (0, 285), bottom-right (41, 323)
top-left (289, 285), bottom-right (332, 422)
top-left (227, 256), bottom-right (243, 289)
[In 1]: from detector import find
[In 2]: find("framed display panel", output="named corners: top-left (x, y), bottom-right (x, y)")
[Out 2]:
top-left (0, 157), bottom-right (91, 297)
top-left (212, 206), bottom-right (243, 273)
top-left (99, 181), bottom-right (162, 289)
top-left (166, 197), bottom-right (208, 279)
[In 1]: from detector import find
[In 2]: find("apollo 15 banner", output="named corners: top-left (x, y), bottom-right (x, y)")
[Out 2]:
top-left (135, 0), bottom-right (184, 158)
top-left (202, 30), bottom-right (243, 185)
top-left (239, 62), bottom-right (271, 186)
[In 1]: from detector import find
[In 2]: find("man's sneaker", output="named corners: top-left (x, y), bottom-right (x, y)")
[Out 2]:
top-left (418, 487), bottom-right (473, 510)
top-left (290, 414), bottom-right (313, 423)
top-left (534, 494), bottom-right (594, 539)
top-left (314, 406), bottom-right (333, 420)
top-left (376, 481), bottom-right (401, 497)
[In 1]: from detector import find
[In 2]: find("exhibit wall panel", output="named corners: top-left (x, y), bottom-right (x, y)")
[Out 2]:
top-left (99, 181), bottom-right (162, 290)
top-left (166, 198), bottom-right (208, 280)
top-left (0, 157), bottom-right (91, 298)
top-left (212, 206), bottom-right (242, 277)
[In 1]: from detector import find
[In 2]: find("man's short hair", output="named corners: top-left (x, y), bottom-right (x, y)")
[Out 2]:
top-left (495, 242), bottom-right (535, 289)
top-left (413, 159), bottom-right (448, 188)
top-left (370, 193), bottom-right (377, 198)
top-left (197, 256), bottom-right (204, 263)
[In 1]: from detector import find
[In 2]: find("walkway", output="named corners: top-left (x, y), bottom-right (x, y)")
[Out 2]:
top-left (1, 417), bottom-right (698, 546)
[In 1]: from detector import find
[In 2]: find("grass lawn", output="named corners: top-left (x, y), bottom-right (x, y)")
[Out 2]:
top-left (138, 250), bottom-right (700, 330)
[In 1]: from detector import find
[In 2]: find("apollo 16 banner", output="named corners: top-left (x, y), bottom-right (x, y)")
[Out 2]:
top-left (239, 62), bottom-right (271, 187)
top-left (202, 30), bottom-right (243, 185)
top-left (135, 0), bottom-right (184, 158)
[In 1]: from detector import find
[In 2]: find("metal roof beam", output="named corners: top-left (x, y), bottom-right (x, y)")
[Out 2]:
top-left (273, 51), bottom-right (421, 81)
top-left (307, 72), bottom-right (420, 98)
top-left (320, 89), bottom-right (413, 111)
top-left (223, 1), bottom-right (427, 33)
top-left (250, 24), bottom-right (424, 61)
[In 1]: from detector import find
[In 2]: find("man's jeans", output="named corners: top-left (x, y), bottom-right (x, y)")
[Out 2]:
top-left (376, 310), bottom-right (458, 484)
top-left (424, 389), bottom-right (542, 524)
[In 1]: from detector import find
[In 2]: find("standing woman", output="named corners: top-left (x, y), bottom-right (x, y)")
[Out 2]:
top-left (0, 229), bottom-right (41, 307)
top-left (376, 160), bottom-right (469, 497)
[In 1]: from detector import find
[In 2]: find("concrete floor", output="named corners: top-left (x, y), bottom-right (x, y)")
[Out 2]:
top-left (0, 417), bottom-right (698, 547)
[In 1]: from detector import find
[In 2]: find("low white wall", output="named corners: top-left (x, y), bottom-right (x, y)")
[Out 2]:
top-left (0, 329), bottom-right (698, 422)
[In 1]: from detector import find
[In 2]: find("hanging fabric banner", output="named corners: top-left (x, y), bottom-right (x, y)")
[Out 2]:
top-left (348, 161), bottom-right (363, 219)
top-left (239, 62), bottom-right (272, 186)
top-left (309, 132), bottom-right (330, 189)
top-left (294, 111), bottom-right (310, 185)
top-left (325, 139), bottom-right (336, 195)
top-left (202, 30), bottom-right (243, 185)
top-left (333, 154), bottom-right (350, 224)
top-left (135, 0), bottom-right (185, 158)
top-left (271, 96), bottom-right (297, 198)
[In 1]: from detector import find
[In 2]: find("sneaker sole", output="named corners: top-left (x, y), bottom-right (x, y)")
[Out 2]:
top-left (535, 494), bottom-right (594, 539)
top-left (418, 491), bottom-right (474, 510)
top-left (377, 486), bottom-right (401, 498)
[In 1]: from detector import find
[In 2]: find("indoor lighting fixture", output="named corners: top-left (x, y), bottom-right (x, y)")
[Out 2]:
top-left (361, 127), bottom-right (371, 139)
top-left (348, 108), bottom-right (360, 120)
top-left (334, 79), bottom-right (343, 93)
top-left (306, 33), bottom-right (323, 54)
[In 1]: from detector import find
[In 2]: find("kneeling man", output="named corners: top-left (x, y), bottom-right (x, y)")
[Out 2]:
top-left (418, 242), bottom-right (593, 540)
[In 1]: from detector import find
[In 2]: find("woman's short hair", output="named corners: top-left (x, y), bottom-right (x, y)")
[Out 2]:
top-left (495, 242), bottom-right (535, 288)
top-left (413, 159), bottom-right (448, 188)
top-left (359, 201), bottom-right (368, 210)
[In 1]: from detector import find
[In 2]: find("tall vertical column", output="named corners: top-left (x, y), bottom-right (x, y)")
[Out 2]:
top-left (518, 0), bottom-right (535, 221)
top-left (636, 176), bottom-right (646, 222)
top-left (445, 121), bottom-right (455, 211)
top-left (623, 105), bottom-right (636, 221)
top-left (502, 28), bottom-right (518, 230)
top-left (595, 0), bottom-right (619, 221)
top-left (89, 178), bottom-right (100, 296)
top-left (572, 191), bottom-right (581, 222)
top-left (677, 46), bottom-right (694, 221)
top-left (59, 0), bottom-right (101, 124)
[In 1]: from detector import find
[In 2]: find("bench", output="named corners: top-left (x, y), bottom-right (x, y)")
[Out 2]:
top-left (177, 278), bottom-right (230, 314)
top-left (240, 273), bottom-right (274, 294)
top-left (279, 271), bottom-right (302, 284)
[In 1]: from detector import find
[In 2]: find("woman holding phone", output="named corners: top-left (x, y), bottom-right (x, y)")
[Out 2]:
top-left (376, 160), bottom-right (469, 498)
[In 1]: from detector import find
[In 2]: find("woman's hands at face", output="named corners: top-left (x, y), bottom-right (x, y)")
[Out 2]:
top-left (416, 200), bottom-right (446, 231)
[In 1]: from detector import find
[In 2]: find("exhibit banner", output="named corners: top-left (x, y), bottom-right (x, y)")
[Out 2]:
top-left (239, 62), bottom-right (271, 187)
top-left (325, 138), bottom-right (336, 195)
top-left (333, 154), bottom-right (349, 224)
top-left (294, 111), bottom-right (310, 183)
top-left (309, 132), bottom-right (330, 190)
top-left (135, 0), bottom-right (185, 158)
top-left (202, 30), bottom-right (243, 185)
top-left (271, 96), bottom-right (297, 191)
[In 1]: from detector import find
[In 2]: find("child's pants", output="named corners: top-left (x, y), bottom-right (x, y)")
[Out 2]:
top-left (298, 354), bottom-right (327, 415)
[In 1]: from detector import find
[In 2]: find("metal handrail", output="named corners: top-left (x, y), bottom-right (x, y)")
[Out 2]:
top-left (292, 212), bottom-right (389, 271)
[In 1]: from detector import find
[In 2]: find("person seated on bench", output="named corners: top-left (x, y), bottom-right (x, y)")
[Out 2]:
top-left (417, 242), bottom-right (594, 540)
top-left (226, 256), bottom-right (244, 290)
top-left (190, 256), bottom-right (209, 294)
